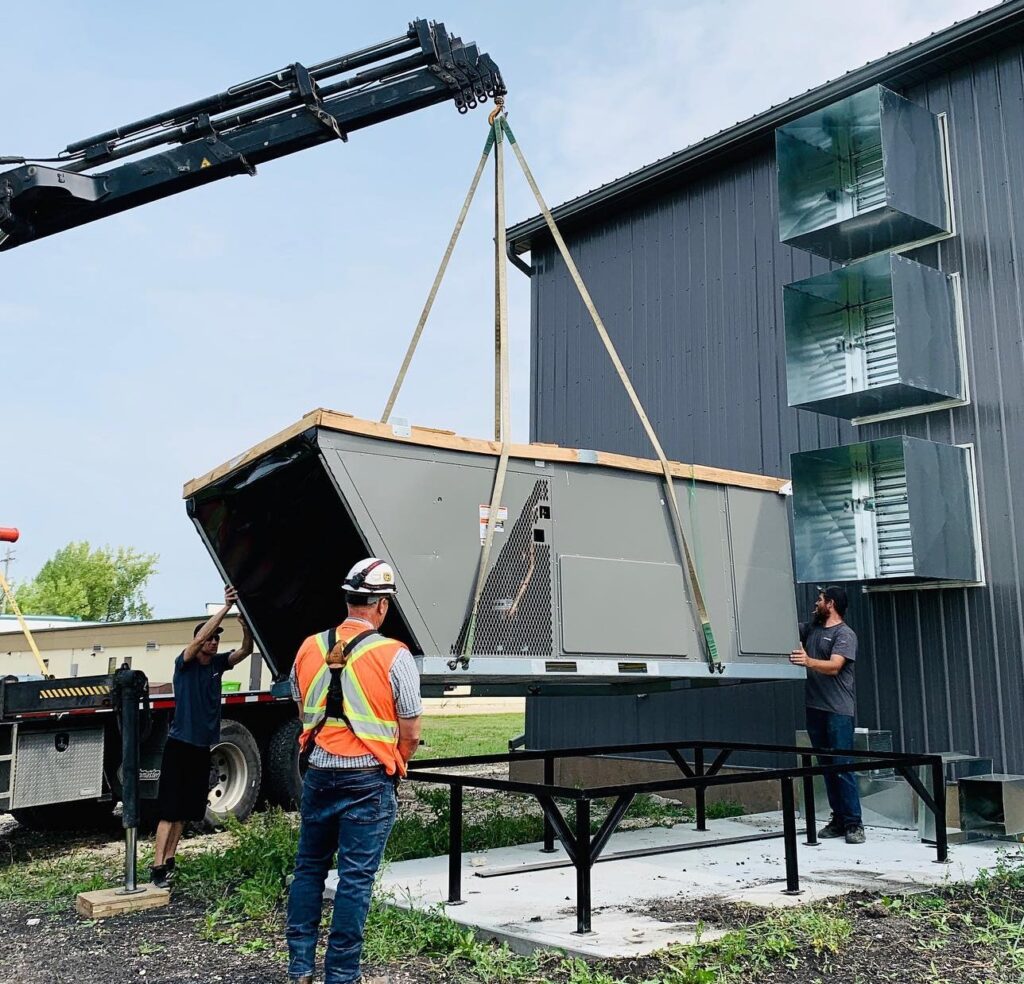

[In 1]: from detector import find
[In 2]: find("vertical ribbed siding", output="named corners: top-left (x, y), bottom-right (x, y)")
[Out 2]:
top-left (527, 42), bottom-right (1024, 772)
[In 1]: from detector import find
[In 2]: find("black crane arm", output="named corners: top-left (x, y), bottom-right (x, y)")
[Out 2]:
top-left (0, 19), bottom-right (505, 251)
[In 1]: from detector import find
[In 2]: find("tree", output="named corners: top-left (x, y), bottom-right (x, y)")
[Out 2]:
top-left (14, 542), bottom-right (159, 621)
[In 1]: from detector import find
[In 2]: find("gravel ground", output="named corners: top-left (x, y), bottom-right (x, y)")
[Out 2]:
top-left (4, 795), bottom-right (1020, 984)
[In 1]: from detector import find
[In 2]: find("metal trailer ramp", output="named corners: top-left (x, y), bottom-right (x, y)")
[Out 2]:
top-left (183, 410), bottom-right (803, 693)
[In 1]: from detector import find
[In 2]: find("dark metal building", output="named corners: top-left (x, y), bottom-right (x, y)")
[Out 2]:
top-left (508, 2), bottom-right (1024, 772)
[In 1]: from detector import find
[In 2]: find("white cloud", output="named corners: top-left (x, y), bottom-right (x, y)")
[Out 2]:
top-left (520, 0), bottom-right (989, 207)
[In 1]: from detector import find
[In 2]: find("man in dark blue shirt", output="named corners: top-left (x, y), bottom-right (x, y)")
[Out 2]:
top-left (151, 586), bottom-right (253, 887)
top-left (790, 585), bottom-right (864, 845)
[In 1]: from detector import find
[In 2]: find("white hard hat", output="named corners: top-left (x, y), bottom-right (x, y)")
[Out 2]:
top-left (343, 557), bottom-right (397, 596)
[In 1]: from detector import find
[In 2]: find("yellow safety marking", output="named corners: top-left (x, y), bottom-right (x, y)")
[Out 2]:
top-left (200, 158), bottom-right (212, 168)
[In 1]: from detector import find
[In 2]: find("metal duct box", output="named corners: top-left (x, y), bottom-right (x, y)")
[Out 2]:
top-left (784, 253), bottom-right (961, 418)
top-left (183, 410), bottom-right (803, 692)
top-left (776, 85), bottom-right (950, 261)
top-left (796, 729), bottom-right (915, 829)
top-left (791, 437), bottom-right (978, 584)
top-left (959, 774), bottom-right (1024, 838)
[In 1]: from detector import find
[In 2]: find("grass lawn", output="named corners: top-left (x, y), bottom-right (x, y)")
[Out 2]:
top-left (417, 711), bottom-right (524, 759)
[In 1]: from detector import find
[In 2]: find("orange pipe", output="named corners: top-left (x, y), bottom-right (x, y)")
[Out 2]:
top-left (0, 528), bottom-right (19, 543)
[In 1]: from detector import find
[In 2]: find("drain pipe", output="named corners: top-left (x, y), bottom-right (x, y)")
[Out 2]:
top-left (506, 239), bottom-right (531, 276)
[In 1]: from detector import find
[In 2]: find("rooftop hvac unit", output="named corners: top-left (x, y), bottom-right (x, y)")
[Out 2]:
top-left (776, 85), bottom-right (950, 261)
top-left (791, 437), bottom-right (978, 585)
top-left (784, 253), bottom-right (961, 419)
top-left (183, 410), bottom-right (804, 693)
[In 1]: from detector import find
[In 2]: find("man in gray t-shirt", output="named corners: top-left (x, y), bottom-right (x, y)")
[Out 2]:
top-left (790, 585), bottom-right (864, 844)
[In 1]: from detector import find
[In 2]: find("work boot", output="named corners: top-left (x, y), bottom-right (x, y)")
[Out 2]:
top-left (845, 825), bottom-right (866, 845)
top-left (165, 856), bottom-right (176, 882)
top-left (149, 864), bottom-right (170, 889)
top-left (817, 815), bottom-right (846, 839)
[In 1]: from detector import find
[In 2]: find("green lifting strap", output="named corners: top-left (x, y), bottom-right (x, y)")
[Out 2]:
top-left (500, 115), bottom-right (721, 673)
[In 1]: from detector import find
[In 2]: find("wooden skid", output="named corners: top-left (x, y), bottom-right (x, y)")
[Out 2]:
top-left (76, 884), bottom-right (170, 918)
top-left (183, 408), bottom-right (789, 499)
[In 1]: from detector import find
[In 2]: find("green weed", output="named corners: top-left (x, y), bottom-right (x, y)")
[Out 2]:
top-left (176, 809), bottom-right (299, 919)
top-left (0, 849), bottom-right (111, 902)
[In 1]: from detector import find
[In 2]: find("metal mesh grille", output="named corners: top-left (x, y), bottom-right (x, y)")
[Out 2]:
top-left (452, 479), bottom-right (553, 656)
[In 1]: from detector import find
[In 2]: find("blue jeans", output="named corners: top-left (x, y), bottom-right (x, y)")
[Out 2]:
top-left (805, 707), bottom-right (862, 830)
top-left (286, 767), bottom-right (397, 984)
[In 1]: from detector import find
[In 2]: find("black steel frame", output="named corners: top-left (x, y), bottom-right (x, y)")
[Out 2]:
top-left (404, 738), bottom-right (949, 934)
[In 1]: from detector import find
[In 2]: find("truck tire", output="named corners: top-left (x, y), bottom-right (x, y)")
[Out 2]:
top-left (265, 718), bottom-right (303, 808)
top-left (11, 799), bottom-right (117, 832)
top-left (205, 719), bottom-right (261, 828)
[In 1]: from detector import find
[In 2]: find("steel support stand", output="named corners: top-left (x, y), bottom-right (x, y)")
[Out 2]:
top-left (932, 759), bottom-right (949, 864)
top-left (447, 783), bottom-right (465, 904)
top-left (573, 799), bottom-right (592, 934)
top-left (541, 755), bottom-right (556, 852)
top-left (694, 745), bottom-right (707, 831)
top-left (801, 753), bottom-right (819, 846)
top-left (781, 777), bottom-right (802, 896)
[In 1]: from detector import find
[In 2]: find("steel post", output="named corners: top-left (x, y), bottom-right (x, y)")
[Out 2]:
top-left (801, 753), bottom-right (818, 846)
top-left (448, 783), bottom-right (465, 904)
top-left (542, 755), bottom-right (556, 852)
top-left (694, 745), bottom-right (706, 831)
top-left (932, 759), bottom-right (949, 863)
top-left (574, 799), bottom-right (592, 934)
top-left (781, 777), bottom-right (802, 895)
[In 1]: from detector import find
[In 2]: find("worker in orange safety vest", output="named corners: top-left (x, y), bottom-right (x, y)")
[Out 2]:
top-left (286, 557), bottom-right (422, 984)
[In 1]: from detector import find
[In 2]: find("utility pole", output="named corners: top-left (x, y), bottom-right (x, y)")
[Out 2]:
top-left (0, 547), bottom-right (13, 615)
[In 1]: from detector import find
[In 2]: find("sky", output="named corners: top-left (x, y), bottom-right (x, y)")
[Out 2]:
top-left (1, 0), bottom-right (988, 616)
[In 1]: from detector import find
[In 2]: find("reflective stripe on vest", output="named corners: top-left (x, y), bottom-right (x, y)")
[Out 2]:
top-left (300, 631), bottom-right (399, 745)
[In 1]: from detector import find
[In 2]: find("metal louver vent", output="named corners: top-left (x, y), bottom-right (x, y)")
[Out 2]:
top-left (784, 253), bottom-right (960, 419)
top-left (776, 84), bottom-right (949, 261)
top-left (452, 479), bottom-right (553, 656)
top-left (871, 457), bottom-right (912, 577)
top-left (852, 135), bottom-right (885, 213)
top-left (793, 437), bottom-right (978, 584)
top-left (863, 297), bottom-right (898, 389)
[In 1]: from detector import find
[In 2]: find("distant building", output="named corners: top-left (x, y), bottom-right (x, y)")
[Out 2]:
top-left (0, 614), bottom-right (269, 690)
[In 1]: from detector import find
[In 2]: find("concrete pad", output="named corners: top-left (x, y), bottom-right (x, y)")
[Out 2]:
top-left (325, 812), bottom-right (1011, 959)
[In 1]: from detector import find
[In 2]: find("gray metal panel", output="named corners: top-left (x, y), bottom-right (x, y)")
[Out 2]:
top-left (879, 85), bottom-right (950, 238)
top-left (890, 253), bottom-right (960, 399)
top-left (903, 438), bottom-right (976, 581)
top-left (12, 727), bottom-right (104, 808)
top-left (525, 38), bottom-right (1024, 773)
top-left (559, 556), bottom-right (690, 656)
top-left (319, 432), bottom-right (557, 659)
top-left (726, 488), bottom-right (800, 654)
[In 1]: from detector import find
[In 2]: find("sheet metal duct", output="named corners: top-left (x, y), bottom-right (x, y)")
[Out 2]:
top-left (784, 253), bottom-right (961, 419)
top-left (776, 85), bottom-right (950, 261)
top-left (184, 411), bottom-right (804, 692)
top-left (791, 437), bottom-right (978, 584)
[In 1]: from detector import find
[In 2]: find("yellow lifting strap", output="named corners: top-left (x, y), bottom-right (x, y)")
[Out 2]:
top-left (378, 100), bottom-right (720, 673)
top-left (495, 115), bottom-right (720, 672)
top-left (0, 570), bottom-right (50, 678)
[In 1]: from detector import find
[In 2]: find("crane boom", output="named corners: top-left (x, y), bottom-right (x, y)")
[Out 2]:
top-left (0, 19), bottom-right (505, 251)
